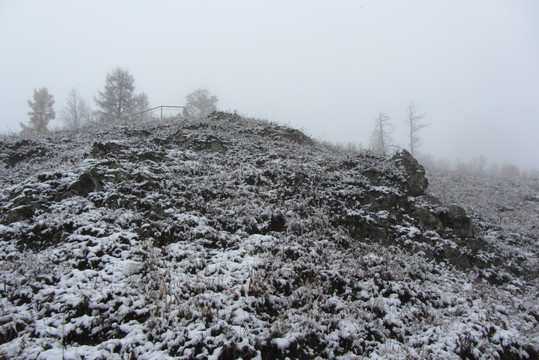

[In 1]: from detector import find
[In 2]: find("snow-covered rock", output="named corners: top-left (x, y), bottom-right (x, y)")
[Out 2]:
top-left (0, 114), bottom-right (537, 359)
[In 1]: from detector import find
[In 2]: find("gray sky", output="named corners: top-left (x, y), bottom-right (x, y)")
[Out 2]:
top-left (1, 0), bottom-right (538, 169)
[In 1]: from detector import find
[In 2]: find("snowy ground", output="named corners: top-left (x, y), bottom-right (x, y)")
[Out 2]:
top-left (427, 168), bottom-right (539, 283)
top-left (0, 115), bottom-right (537, 359)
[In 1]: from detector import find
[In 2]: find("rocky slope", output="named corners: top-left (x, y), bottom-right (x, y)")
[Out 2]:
top-left (0, 114), bottom-right (537, 359)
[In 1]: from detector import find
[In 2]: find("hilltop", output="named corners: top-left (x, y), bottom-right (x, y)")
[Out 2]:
top-left (0, 113), bottom-right (537, 359)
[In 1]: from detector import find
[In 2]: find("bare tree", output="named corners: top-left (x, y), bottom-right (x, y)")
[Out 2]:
top-left (21, 87), bottom-right (55, 134)
top-left (61, 89), bottom-right (92, 129)
top-left (94, 68), bottom-right (136, 121)
top-left (185, 88), bottom-right (218, 118)
top-left (404, 101), bottom-right (427, 157)
top-left (370, 112), bottom-right (393, 156)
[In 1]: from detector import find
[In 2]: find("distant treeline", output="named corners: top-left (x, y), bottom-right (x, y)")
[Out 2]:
top-left (418, 154), bottom-right (538, 179)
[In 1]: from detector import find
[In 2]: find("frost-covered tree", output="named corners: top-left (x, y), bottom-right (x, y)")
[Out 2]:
top-left (61, 89), bottom-right (92, 129)
top-left (94, 68), bottom-right (136, 121)
top-left (21, 87), bottom-right (55, 134)
top-left (500, 163), bottom-right (520, 179)
top-left (370, 112), bottom-right (393, 156)
top-left (404, 101), bottom-right (427, 157)
top-left (133, 92), bottom-right (150, 120)
top-left (185, 88), bottom-right (218, 118)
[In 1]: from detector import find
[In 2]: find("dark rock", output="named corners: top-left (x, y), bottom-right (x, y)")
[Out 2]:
top-left (135, 151), bottom-right (165, 163)
top-left (5, 145), bottom-right (48, 167)
top-left (361, 168), bottom-right (381, 180)
top-left (392, 150), bottom-right (428, 196)
top-left (37, 172), bottom-right (63, 182)
top-left (90, 142), bottom-right (127, 158)
top-left (412, 208), bottom-right (442, 231)
top-left (154, 130), bottom-right (186, 146)
top-left (67, 169), bottom-right (103, 197)
top-left (269, 212), bottom-right (287, 232)
top-left (437, 205), bottom-right (474, 239)
top-left (367, 192), bottom-right (404, 213)
top-left (5, 205), bottom-right (35, 223)
top-left (187, 135), bottom-right (226, 152)
top-left (124, 128), bottom-right (150, 138)
top-left (438, 246), bottom-right (472, 270)
top-left (7, 139), bottom-right (33, 151)
top-left (341, 159), bottom-right (359, 169)
top-left (334, 212), bottom-right (389, 243)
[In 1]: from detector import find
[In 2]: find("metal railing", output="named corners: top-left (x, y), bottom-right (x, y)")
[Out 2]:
top-left (123, 105), bottom-right (188, 121)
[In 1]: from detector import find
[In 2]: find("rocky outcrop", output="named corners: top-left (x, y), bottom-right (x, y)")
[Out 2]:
top-left (392, 149), bottom-right (429, 196)
top-left (67, 168), bottom-right (104, 197)
top-left (0, 138), bottom-right (48, 168)
top-left (0, 118), bottom-right (479, 267)
top-left (437, 205), bottom-right (475, 239)
top-left (90, 141), bottom-right (127, 157)
top-left (0, 115), bottom-right (535, 359)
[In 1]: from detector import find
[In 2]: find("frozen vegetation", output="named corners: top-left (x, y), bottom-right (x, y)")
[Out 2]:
top-left (0, 113), bottom-right (537, 359)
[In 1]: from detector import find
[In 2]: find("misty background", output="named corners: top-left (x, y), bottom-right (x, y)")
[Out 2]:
top-left (1, 0), bottom-right (538, 170)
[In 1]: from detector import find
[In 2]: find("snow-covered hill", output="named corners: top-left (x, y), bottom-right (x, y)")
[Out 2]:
top-left (0, 114), bottom-right (537, 359)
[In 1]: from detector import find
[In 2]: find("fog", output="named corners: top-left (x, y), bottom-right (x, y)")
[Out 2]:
top-left (1, 0), bottom-right (538, 169)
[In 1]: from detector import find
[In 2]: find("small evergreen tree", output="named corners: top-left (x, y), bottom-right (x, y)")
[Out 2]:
top-left (21, 87), bottom-right (55, 134)
top-left (95, 68), bottom-right (136, 121)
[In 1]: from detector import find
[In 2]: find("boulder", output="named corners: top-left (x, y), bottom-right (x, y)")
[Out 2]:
top-left (90, 142), bottom-right (127, 158)
top-left (67, 169), bottom-right (103, 197)
top-left (437, 205), bottom-right (474, 239)
top-left (392, 150), bottom-right (428, 196)
top-left (412, 208), bottom-right (442, 231)
top-left (187, 135), bottom-right (226, 152)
